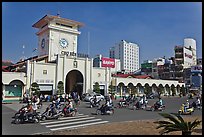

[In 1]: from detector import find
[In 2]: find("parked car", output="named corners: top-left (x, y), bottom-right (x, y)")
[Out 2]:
top-left (83, 93), bottom-right (105, 102)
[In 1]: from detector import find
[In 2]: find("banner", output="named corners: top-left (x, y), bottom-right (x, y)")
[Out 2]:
top-left (101, 57), bottom-right (115, 68)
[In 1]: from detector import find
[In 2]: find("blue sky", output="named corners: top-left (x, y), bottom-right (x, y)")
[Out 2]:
top-left (2, 2), bottom-right (202, 64)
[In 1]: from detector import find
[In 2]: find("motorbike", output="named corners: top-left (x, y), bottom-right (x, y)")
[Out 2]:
top-left (96, 104), bottom-right (114, 115)
top-left (150, 104), bottom-right (165, 111)
top-left (62, 106), bottom-right (78, 117)
top-left (191, 101), bottom-right (202, 110)
top-left (115, 99), bottom-right (129, 108)
top-left (178, 105), bottom-right (194, 115)
top-left (40, 105), bottom-right (63, 121)
top-left (90, 99), bottom-right (101, 108)
top-left (12, 107), bottom-right (40, 124)
top-left (132, 102), bottom-right (146, 110)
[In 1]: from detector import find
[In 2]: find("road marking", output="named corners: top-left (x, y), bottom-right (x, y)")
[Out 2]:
top-left (50, 121), bottom-right (109, 131)
top-left (46, 118), bottom-right (102, 128)
top-left (41, 116), bottom-right (96, 125)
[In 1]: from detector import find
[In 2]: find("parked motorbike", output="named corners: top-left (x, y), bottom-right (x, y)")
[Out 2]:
top-left (178, 105), bottom-right (194, 115)
top-left (12, 107), bottom-right (40, 124)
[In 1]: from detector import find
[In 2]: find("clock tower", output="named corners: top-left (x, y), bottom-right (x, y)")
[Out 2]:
top-left (32, 14), bottom-right (84, 61)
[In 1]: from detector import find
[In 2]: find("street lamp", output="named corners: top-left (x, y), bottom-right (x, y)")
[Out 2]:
top-left (29, 48), bottom-right (37, 97)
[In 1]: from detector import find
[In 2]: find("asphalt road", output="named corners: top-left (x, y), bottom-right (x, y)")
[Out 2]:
top-left (2, 96), bottom-right (202, 135)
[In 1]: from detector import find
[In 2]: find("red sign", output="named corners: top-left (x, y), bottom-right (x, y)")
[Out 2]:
top-left (101, 57), bottom-right (115, 68)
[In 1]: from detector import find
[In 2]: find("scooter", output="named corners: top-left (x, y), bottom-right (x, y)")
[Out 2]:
top-left (191, 101), bottom-right (202, 110)
top-left (90, 99), bottom-right (101, 108)
top-left (115, 99), bottom-right (129, 108)
top-left (150, 104), bottom-right (165, 111)
top-left (40, 106), bottom-right (62, 121)
top-left (178, 105), bottom-right (194, 115)
top-left (12, 108), bottom-right (40, 124)
top-left (62, 107), bottom-right (78, 117)
top-left (96, 104), bottom-right (114, 115)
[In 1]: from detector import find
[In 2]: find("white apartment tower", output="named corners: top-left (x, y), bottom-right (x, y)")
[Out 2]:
top-left (109, 40), bottom-right (139, 72)
top-left (184, 38), bottom-right (197, 66)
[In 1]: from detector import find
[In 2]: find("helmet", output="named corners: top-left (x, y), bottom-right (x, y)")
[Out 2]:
top-left (28, 100), bottom-right (32, 104)
top-left (52, 101), bottom-right (56, 104)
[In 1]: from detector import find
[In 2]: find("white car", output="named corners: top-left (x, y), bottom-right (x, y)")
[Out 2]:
top-left (84, 93), bottom-right (105, 102)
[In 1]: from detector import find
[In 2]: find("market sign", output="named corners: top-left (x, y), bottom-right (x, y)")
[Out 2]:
top-left (101, 57), bottom-right (115, 68)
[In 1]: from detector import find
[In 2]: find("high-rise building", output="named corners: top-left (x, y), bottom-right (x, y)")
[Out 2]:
top-left (184, 38), bottom-right (197, 66)
top-left (109, 40), bottom-right (139, 73)
top-left (174, 38), bottom-right (197, 83)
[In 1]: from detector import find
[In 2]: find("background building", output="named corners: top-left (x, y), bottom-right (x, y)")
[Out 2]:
top-left (109, 40), bottom-right (139, 73)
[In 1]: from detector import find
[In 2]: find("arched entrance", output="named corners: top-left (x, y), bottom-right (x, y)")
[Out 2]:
top-left (65, 70), bottom-right (83, 100)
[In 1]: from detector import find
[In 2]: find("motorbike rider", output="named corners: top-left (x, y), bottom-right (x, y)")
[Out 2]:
top-left (184, 100), bottom-right (190, 112)
top-left (100, 98), bottom-right (112, 114)
top-left (24, 100), bottom-right (35, 121)
top-left (195, 97), bottom-right (201, 108)
top-left (136, 97), bottom-right (144, 109)
top-left (92, 95), bottom-right (97, 105)
top-left (154, 98), bottom-right (163, 110)
top-left (49, 101), bottom-right (57, 116)
top-left (64, 99), bottom-right (74, 115)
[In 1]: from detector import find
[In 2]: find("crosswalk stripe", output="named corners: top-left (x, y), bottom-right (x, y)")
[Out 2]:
top-left (50, 121), bottom-right (109, 131)
top-left (40, 115), bottom-right (89, 123)
top-left (41, 116), bottom-right (97, 125)
top-left (46, 118), bottom-right (102, 128)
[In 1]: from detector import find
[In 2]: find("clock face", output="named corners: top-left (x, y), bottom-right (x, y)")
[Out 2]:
top-left (59, 38), bottom-right (68, 48)
top-left (41, 38), bottom-right (45, 48)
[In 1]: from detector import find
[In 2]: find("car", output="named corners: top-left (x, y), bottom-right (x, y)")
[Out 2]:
top-left (83, 93), bottom-right (105, 102)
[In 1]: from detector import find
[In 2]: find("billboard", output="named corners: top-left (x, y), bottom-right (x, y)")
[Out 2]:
top-left (101, 57), bottom-right (115, 68)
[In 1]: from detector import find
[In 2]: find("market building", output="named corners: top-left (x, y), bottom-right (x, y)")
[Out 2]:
top-left (2, 14), bottom-right (185, 101)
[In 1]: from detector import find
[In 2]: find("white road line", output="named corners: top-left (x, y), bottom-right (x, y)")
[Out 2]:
top-left (40, 115), bottom-right (89, 123)
top-left (41, 116), bottom-right (97, 125)
top-left (50, 121), bottom-right (109, 131)
top-left (46, 118), bottom-right (103, 128)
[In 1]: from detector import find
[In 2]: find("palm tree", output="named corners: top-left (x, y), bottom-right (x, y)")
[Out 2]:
top-left (154, 113), bottom-right (202, 135)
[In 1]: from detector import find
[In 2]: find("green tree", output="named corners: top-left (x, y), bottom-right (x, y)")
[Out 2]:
top-left (157, 85), bottom-right (164, 98)
top-left (93, 82), bottom-right (100, 94)
top-left (154, 113), bottom-right (202, 135)
top-left (108, 83), bottom-right (115, 99)
top-left (171, 86), bottom-right (176, 96)
top-left (144, 84), bottom-right (151, 95)
top-left (57, 81), bottom-right (64, 96)
top-left (180, 85), bottom-right (186, 96)
top-left (31, 82), bottom-right (40, 97)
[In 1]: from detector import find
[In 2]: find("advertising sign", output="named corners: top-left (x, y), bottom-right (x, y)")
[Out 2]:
top-left (101, 57), bottom-right (115, 68)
